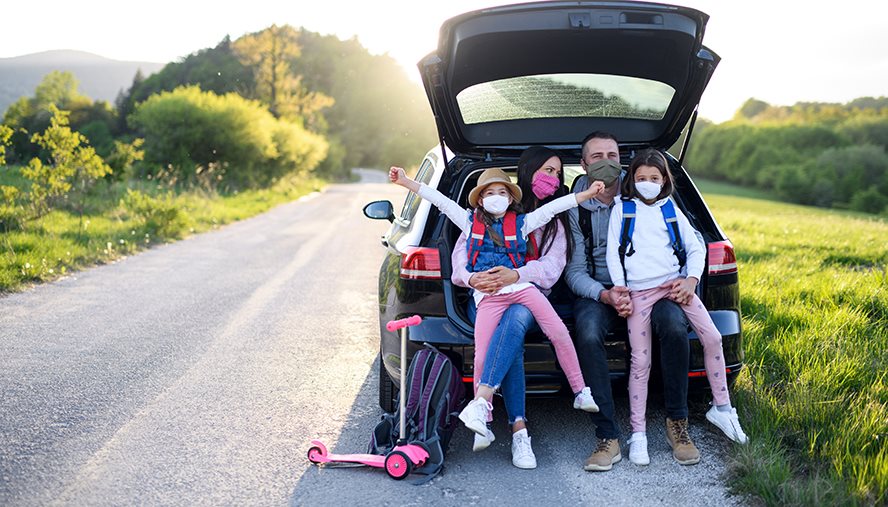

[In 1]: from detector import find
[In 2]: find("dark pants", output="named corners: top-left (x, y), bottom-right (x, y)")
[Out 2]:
top-left (573, 296), bottom-right (689, 440)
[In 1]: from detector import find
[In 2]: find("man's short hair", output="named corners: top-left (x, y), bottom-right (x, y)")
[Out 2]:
top-left (580, 131), bottom-right (618, 158)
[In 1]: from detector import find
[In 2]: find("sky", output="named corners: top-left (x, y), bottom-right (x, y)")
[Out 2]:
top-left (2, 0), bottom-right (886, 123)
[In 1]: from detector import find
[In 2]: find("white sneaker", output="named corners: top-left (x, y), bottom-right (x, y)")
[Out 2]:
top-left (706, 405), bottom-right (749, 444)
top-left (459, 397), bottom-right (492, 436)
top-left (627, 432), bottom-right (650, 466)
top-left (473, 427), bottom-right (495, 451)
top-left (511, 429), bottom-right (537, 469)
top-left (573, 387), bottom-right (600, 412)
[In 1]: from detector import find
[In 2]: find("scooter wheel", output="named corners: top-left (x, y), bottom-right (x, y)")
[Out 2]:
top-left (307, 446), bottom-right (325, 464)
top-left (385, 451), bottom-right (412, 480)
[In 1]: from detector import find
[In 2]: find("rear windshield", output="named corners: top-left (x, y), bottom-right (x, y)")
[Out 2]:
top-left (456, 73), bottom-right (674, 125)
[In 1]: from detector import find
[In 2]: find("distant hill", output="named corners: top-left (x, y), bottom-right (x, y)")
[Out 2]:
top-left (0, 50), bottom-right (165, 115)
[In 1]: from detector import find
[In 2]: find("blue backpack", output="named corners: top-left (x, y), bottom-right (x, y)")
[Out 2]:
top-left (368, 347), bottom-right (465, 483)
top-left (618, 199), bottom-right (687, 283)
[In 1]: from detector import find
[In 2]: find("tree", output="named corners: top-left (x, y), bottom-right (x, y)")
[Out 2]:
top-left (0, 124), bottom-right (12, 165)
top-left (233, 25), bottom-right (333, 123)
top-left (1, 71), bottom-right (113, 163)
top-left (735, 98), bottom-right (770, 120)
top-left (22, 105), bottom-right (111, 219)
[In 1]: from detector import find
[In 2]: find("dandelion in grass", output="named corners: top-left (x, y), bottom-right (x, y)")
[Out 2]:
top-left (119, 239), bottom-right (125, 245)
top-left (24, 262), bottom-right (31, 269)
top-left (48, 269), bottom-right (54, 274)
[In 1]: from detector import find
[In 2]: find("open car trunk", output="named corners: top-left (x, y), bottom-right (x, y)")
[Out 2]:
top-left (419, 1), bottom-right (720, 157)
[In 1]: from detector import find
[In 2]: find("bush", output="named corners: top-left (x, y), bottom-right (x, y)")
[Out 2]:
top-left (849, 186), bottom-right (888, 214)
top-left (120, 188), bottom-right (189, 238)
top-left (130, 85), bottom-right (327, 188)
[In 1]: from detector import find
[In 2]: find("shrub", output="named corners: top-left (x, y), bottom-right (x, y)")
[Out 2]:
top-left (22, 106), bottom-right (111, 218)
top-left (120, 188), bottom-right (189, 238)
top-left (130, 85), bottom-right (327, 188)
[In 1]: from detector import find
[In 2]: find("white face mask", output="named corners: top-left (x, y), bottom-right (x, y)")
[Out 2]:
top-left (481, 194), bottom-right (510, 214)
top-left (635, 181), bottom-right (662, 200)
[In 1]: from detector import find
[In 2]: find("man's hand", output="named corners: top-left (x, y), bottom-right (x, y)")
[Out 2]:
top-left (668, 277), bottom-right (698, 305)
top-left (601, 286), bottom-right (632, 317)
top-left (468, 266), bottom-right (519, 294)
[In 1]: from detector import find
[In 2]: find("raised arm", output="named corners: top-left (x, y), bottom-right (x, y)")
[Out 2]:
top-left (389, 166), bottom-right (472, 235)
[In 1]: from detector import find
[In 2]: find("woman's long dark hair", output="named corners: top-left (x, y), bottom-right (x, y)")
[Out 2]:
top-left (516, 146), bottom-right (573, 262)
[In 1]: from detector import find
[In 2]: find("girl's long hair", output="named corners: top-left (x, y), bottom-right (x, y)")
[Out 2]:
top-left (516, 146), bottom-right (573, 262)
top-left (621, 148), bottom-right (674, 201)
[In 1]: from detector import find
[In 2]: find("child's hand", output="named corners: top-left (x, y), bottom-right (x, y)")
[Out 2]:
top-left (389, 166), bottom-right (407, 185)
top-left (389, 166), bottom-right (420, 193)
top-left (575, 180), bottom-right (606, 203)
top-left (668, 277), bottom-right (698, 305)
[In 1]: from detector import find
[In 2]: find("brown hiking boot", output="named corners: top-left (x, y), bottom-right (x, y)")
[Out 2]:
top-left (583, 438), bottom-right (622, 471)
top-left (665, 417), bottom-right (701, 465)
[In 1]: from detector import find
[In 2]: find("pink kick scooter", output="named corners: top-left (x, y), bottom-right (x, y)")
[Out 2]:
top-left (307, 315), bottom-right (429, 480)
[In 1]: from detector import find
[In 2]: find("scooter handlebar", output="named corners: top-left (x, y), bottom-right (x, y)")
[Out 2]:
top-left (386, 315), bottom-right (421, 332)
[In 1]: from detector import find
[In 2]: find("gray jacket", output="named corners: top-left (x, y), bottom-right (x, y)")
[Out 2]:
top-left (565, 175), bottom-right (615, 300)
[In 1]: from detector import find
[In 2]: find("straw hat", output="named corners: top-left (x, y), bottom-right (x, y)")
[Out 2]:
top-left (468, 168), bottom-right (522, 208)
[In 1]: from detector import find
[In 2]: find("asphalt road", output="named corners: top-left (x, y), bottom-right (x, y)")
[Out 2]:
top-left (0, 170), bottom-right (748, 506)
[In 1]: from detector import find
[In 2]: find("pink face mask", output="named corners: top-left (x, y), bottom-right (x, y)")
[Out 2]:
top-left (531, 173), bottom-right (560, 199)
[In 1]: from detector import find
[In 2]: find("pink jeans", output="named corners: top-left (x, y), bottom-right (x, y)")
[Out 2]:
top-left (474, 286), bottom-right (586, 395)
top-left (627, 282), bottom-right (730, 432)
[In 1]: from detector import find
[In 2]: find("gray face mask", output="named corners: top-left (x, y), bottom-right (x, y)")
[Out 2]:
top-left (585, 159), bottom-right (621, 187)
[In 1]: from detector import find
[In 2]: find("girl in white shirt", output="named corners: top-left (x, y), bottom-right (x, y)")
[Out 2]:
top-left (605, 149), bottom-right (748, 466)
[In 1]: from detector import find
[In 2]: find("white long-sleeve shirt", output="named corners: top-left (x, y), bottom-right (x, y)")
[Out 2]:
top-left (605, 197), bottom-right (705, 290)
top-left (418, 183), bottom-right (577, 303)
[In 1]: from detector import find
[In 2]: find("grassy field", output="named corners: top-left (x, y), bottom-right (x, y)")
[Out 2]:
top-left (697, 179), bottom-right (887, 506)
top-left (0, 166), bottom-right (324, 292)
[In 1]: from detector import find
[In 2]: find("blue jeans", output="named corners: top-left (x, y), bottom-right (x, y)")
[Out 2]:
top-left (573, 296), bottom-right (690, 440)
top-left (467, 301), bottom-right (529, 424)
top-left (650, 299), bottom-right (690, 420)
top-left (468, 299), bottom-right (573, 424)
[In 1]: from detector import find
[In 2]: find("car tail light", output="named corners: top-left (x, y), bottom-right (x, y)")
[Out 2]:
top-left (708, 240), bottom-right (738, 275)
top-left (689, 367), bottom-right (732, 378)
top-left (400, 247), bottom-right (441, 280)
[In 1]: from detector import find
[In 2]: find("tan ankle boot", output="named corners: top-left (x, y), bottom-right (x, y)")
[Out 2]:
top-left (665, 417), bottom-right (701, 465)
top-left (583, 438), bottom-right (622, 471)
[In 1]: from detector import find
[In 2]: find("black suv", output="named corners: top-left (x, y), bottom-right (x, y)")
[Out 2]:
top-left (364, 1), bottom-right (742, 412)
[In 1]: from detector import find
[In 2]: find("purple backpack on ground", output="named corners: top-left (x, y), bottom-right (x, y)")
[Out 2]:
top-left (368, 346), bottom-right (465, 483)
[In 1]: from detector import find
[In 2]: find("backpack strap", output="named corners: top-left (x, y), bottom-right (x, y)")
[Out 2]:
top-left (577, 206), bottom-right (595, 278)
top-left (502, 211), bottom-right (522, 268)
top-left (617, 200), bottom-right (636, 285)
top-left (660, 200), bottom-right (687, 270)
top-left (524, 231), bottom-right (540, 262)
top-left (467, 211), bottom-right (486, 268)
top-left (403, 350), bottom-right (431, 435)
top-left (416, 353), bottom-right (448, 437)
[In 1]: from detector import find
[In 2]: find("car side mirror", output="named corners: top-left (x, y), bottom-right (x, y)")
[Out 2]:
top-left (363, 200), bottom-right (395, 222)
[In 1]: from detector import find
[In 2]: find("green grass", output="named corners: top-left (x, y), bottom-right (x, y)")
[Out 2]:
top-left (694, 177), bottom-right (779, 201)
top-left (701, 184), bottom-right (887, 506)
top-left (0, 169), bottom-right (324, 293)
